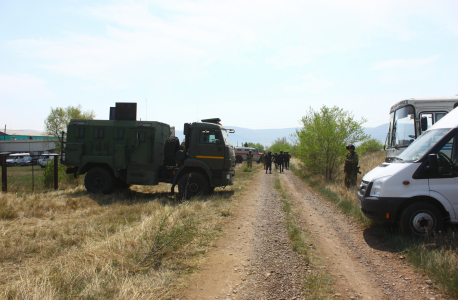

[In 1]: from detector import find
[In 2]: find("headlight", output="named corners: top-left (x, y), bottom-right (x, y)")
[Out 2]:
top-left (370, 176), bottom-right (390, 197)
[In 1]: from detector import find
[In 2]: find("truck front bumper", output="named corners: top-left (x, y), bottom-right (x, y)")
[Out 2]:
top-left (222, 170), bottom-right (235, 186)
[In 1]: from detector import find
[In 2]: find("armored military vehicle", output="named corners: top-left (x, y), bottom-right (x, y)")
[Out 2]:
top-left (61, 103), bottom-right (235, 199)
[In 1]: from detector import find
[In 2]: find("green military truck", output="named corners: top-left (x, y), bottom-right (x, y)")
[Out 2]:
top-left (61, 109), bottom-right (235, 199)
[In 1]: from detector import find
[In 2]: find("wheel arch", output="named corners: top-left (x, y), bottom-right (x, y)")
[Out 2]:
top-left (79, 163), bottom-right (119, 178)
top-left (395, 196), bottom-right (451, 223)
top-left (173, 166), bottom-right (210, 186)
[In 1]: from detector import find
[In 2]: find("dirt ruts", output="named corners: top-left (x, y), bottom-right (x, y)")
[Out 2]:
top-left (179, 168), bottom-right (449, 299)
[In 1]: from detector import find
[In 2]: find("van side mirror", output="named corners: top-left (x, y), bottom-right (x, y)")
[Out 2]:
top-left (428, 154), bottom-right (438, 172)
top-left (421, 117), bottom-right (428, 132)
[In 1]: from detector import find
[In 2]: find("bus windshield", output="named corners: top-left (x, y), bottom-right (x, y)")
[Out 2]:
top-left (396, 128), bottom-right (450, 162)
top-left (392, 106), bottom-right (415, 148)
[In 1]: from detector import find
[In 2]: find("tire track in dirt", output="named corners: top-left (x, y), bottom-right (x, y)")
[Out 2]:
top-left (179, 169), bottom-right (307, 300)
top-left (280, 169), bottom-right (450, 299)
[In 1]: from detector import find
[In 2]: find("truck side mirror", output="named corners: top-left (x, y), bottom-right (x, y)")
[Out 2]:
top-left (184, 123), bottom-right (191, 136)
top-left (421, 117), bottom-right (428, 132)
top-left (428, 153), bottom-right (438, 172)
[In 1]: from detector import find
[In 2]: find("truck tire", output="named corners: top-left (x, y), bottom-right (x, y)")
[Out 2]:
top-left (178, 172), bottom-right (209, 200)
top-left (400, 202), bottom-right (444, 236)
top-left (164, 136), bottom-right (180, 166)
top-left (235, 155), bottom-right (243, 164)
top-left (84, 167), bottom-right (115, 194)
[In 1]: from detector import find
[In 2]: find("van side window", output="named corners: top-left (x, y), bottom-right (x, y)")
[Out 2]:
top-left (436, 132), bottom-right (458, 176)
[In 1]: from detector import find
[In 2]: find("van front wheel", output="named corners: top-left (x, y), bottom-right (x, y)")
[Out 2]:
top-left (400, 202), bottom-right (443, 236)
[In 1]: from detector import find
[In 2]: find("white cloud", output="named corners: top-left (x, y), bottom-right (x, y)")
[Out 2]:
top-left (372, 56), bottom-right (439, 70)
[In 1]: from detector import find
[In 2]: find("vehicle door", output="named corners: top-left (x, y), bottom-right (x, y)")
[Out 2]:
top-left (429, 131), bottom-right (458, 218)
top-left (128, 129), bottom-right (153, 165)
top-left (195, 129), bottom-right (225, 171)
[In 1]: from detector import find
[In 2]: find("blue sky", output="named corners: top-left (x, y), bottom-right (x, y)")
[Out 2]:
top-left (1, 0), bottom-right (457, 132)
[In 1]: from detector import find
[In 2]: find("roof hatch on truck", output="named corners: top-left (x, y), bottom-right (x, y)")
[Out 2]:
top-left (201, 118), bottom-right (221, 124)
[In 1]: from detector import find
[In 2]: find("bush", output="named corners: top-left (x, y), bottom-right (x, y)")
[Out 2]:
top-left (42, 161), bottom-right (68, 188)
top-left (296, 105), bottom-right (368, 180)
top-left (356, 138), bottom-right (384, 155)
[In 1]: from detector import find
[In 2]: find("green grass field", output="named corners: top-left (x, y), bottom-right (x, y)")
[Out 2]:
top-left (1, 165), bottom-right (80, 194)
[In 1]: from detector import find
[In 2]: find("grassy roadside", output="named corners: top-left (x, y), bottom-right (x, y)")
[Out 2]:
top-left (1, 165), bottom-right (81, 194)
top-left (273, 170), bottom-right (334, 299)
top-left (290, 153), bottom-right (458, 298)
top-left (0, 162), bottom-right (261, 299)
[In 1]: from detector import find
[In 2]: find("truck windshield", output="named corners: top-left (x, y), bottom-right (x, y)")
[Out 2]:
top-left (396, 128), bottom-right (450, 162)
top-left (392, 106), bottom-right (415, 148)
top-left (221, 130), bottom-right (230, 146)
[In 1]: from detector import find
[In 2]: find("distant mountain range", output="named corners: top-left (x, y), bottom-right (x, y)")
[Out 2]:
top-left (176, 123), bottom-right (388, 147)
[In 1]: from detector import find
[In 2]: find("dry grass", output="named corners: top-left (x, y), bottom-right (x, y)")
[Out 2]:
top-left (0, 163), bottom-right (261, 300)
top-left (292, 151), bottom-right (458, 298)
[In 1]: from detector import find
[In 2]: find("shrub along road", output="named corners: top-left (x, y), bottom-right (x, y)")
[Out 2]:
top-left (179, 167), bottom-right (450, 299)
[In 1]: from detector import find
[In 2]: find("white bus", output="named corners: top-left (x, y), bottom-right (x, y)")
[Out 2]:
top-left (385, 96), bottom-right (458, 162)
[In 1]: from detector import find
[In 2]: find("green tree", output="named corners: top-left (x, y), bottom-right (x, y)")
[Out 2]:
top-left (44, 105), bottom-right (95, 147)
top-left (247, 142), bottom-right (266, 153)
top-left (296, 105), bottom-right (368, 180)
top-left (356, 138), bottom-right (384, 155)
top-left (267, 137), bottom-right (297, 155)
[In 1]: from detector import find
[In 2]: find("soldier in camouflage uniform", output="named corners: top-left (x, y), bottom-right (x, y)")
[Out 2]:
top-left (344, 144), bottom-right (359, 188)
top-left (273, 152), bottom-right (278, 169)
top-left (265, 151), bottom-right (272, 174)
top-left (247, 150), bottom-right (254, 169)
top-left (277, 151), bottom-right (285, 173)
top-left (284, 151), bottom-right (291, 170)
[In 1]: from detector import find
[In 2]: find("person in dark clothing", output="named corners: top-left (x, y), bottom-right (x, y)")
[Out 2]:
top-left (265, 151), bottom-right (272, 174)
top-left (277, 151), bottom-right (285, 173)
top-left (273, 152), bottom-right (278, 169)
top-left (284, 151), bottom-right (291, 170)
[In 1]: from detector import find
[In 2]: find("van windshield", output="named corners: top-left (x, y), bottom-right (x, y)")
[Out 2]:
top-left (396, 128), bottom-right (450, 162)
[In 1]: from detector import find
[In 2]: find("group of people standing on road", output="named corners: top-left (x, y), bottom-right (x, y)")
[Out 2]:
top-left (246, 144), bottom-right (360, 188)
top-left (260, 151), bottom-right (291, 174)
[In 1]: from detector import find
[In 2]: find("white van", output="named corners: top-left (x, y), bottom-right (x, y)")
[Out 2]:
top-left (6, 153), bottom-right (31, 166)
top-left (358, 107), bottom-right (458, 236)
top-left (37, 153), bottom-right (58, 168)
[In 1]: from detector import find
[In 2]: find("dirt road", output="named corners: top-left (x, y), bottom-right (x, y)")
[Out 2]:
top-left (178, 168), bottom-right (449, 299)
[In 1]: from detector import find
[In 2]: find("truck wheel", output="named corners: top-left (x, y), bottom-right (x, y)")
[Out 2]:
top-left (235, 155), bottom-right (243, 164)
top-left (178, 172), bottom-right (209, 200)
top-left (164, 136), bottom-right (180, 166)
top-left (400, 202), bottom-right (444, 236)
top-left (84, 167), bottom-right (115, 194)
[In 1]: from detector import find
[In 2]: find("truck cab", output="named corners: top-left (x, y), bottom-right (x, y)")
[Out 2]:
top-left (385, 96), bottom-right (458, 162)
top-left (359, 107), bottom-right (458, 236)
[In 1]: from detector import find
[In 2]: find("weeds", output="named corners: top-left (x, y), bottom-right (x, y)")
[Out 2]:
top-left (242, 166), bottom-right (252, 172)
top-left (291, 152), bottom-right (458, 298)
top-left (274, 171), bottom-right (334, 298)
top-left (0, 163), bottom-right (261, 299)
